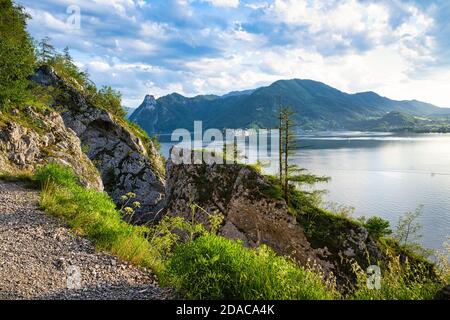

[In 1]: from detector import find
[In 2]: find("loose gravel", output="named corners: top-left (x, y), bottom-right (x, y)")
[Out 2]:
top-left (0, 181), bottom-right (172, 300)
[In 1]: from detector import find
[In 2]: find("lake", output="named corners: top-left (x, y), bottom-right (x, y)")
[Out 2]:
top-left (161, 131), bottom-right (450, 252)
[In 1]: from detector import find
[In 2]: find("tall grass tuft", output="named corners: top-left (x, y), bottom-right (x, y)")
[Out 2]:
top-left (351, 253), bottom-right (442, 300)
top-left (163, 234), bottom-right (337, 300)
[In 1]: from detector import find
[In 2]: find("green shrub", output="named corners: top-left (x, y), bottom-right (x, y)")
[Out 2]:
top-left (163, 234), bottom-right (336, 300)
top-left (361, 216), bottom-right (392, 239)
top-left (92, 86), bottom-right (126, 118)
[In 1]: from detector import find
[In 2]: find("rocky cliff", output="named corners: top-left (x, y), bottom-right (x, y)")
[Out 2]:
top-left (30, 66), bottom-right (165, 221)
top-left (165, 151), bottom-right (320, 267)
top-left (164, 149), bottom-right (385, 287)
top-left (0, 106), bottom-right (102, 190)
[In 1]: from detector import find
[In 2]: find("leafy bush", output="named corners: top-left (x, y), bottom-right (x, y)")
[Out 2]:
top-left (163, 234), bottom-right (336, 300)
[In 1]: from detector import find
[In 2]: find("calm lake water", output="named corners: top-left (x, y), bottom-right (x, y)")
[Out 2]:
top-left (161, 131), bottom-right (450, 252)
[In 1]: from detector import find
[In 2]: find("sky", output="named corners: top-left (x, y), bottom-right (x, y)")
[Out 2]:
top-left (17, 0), bottom-right (450, 108)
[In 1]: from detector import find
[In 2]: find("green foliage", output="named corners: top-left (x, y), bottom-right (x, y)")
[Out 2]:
top-left (360, 216), bottom-right (392, 239)
top-left (325, 202), bottom-right (355, 219)
top-left (37, 36), bottom-right (56, 64)
top-left (163, 234), bottom-right (336, 300)
top-left (34, 163), bottom-right (165, 273)
top-left (0, 0), bottom-right (36, 108)
top-left (261, 175), bottom-right (327, 214)
top-left (92, 86), bottom-right (126, 118)
top-left (351, 253), bottom-right (441, 300)
top-left (34, 162), bottom-right (79, 188)
top-left (32, 40), bottom-right (164, 175)
top-left (37, 40), bottom-right (126, 120)
top-left (393, 206), bottom-right (432, 257)
top-left (29, 164), bottom-right (444, 300)
top-left (33, 164), bottom-right (217, 277)
top-left (0, 170), bottom-right (34, 183)
top-left (394, 206), bottom-right (423, 246)
top-left (435, 238), bottom-right (450, 283)
top-left (47, 51), bottom-right (92, 93)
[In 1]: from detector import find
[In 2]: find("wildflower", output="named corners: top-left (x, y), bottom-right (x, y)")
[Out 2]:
top-left (123, 207), bottom-right (134, 215)
top-left (126, 192), bottom-right (136, 199)
top-left (133, 201), bottom-right (141, 208)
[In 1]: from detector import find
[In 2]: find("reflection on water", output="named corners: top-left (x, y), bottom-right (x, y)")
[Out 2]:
top-left (161, 132), bottom-right (450, 252)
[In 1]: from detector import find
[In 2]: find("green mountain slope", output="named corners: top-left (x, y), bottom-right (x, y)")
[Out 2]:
top-left (130, 79), bottom-right (450, 134)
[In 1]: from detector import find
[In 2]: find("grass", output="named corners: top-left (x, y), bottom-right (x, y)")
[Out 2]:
top-left (34, 163), bottom-right (165, 273)
top-left (0, 170), bottom-right (34, 183)
top-left (163, 234), bottom-right (337, 300)
top-left (351, 253), bottom-right (442, 300)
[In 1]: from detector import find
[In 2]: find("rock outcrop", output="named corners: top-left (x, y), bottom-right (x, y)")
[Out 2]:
top-left (0, 106), bottom-right (103, 190)
top-left (31, 66), bottom-right (165, 221)
top-left (165, 149), bottom-right (323, 269)
top-left (164, 149), bottom-right (387, 287)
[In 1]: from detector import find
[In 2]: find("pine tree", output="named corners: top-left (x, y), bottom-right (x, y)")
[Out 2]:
top-left (0, 0), bottom-right (36, 107)
top-left (277, 106), bottom-right (329, 202)
top-left (37, 36), bottom-right (55, 63)
top-left (63, 46), bottom-right (72, 63)
top-left (278, 106), bottom-right (283, 185)
top-left (278, 107), bottom-right (296, 201)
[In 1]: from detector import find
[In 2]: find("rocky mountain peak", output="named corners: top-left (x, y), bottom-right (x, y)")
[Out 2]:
top-left (143, 94), bottom-right (156, 105)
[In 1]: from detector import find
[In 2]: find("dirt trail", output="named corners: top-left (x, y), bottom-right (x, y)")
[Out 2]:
top-left (0, 181), bottom-right (170, 300)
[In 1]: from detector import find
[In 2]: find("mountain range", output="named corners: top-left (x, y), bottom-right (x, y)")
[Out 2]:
top-left (129, 79), bottom-right (450, 134)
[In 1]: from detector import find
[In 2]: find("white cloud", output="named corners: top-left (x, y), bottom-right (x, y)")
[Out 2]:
top-left (203, 0), bottom-right (239, 8)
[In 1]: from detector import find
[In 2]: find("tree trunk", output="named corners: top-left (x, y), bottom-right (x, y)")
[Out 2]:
top-left (284, 117), bottom-right (289, 202)
top-left (278, 112), bottom-right (283, 185)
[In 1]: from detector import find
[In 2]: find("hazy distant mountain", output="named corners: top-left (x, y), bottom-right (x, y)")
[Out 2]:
top-left (130, 79), bottom-right (450, 134)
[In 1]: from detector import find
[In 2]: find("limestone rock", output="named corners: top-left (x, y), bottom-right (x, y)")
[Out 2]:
top-left (0, 106), bottom-right (103, 190)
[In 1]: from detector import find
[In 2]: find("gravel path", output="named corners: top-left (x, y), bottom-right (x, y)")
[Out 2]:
top-left (0, 181), bottom-right (171, 300)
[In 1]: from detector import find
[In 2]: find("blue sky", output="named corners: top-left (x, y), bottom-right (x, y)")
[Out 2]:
top-left (17, 0), bottom-right (450, 108)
